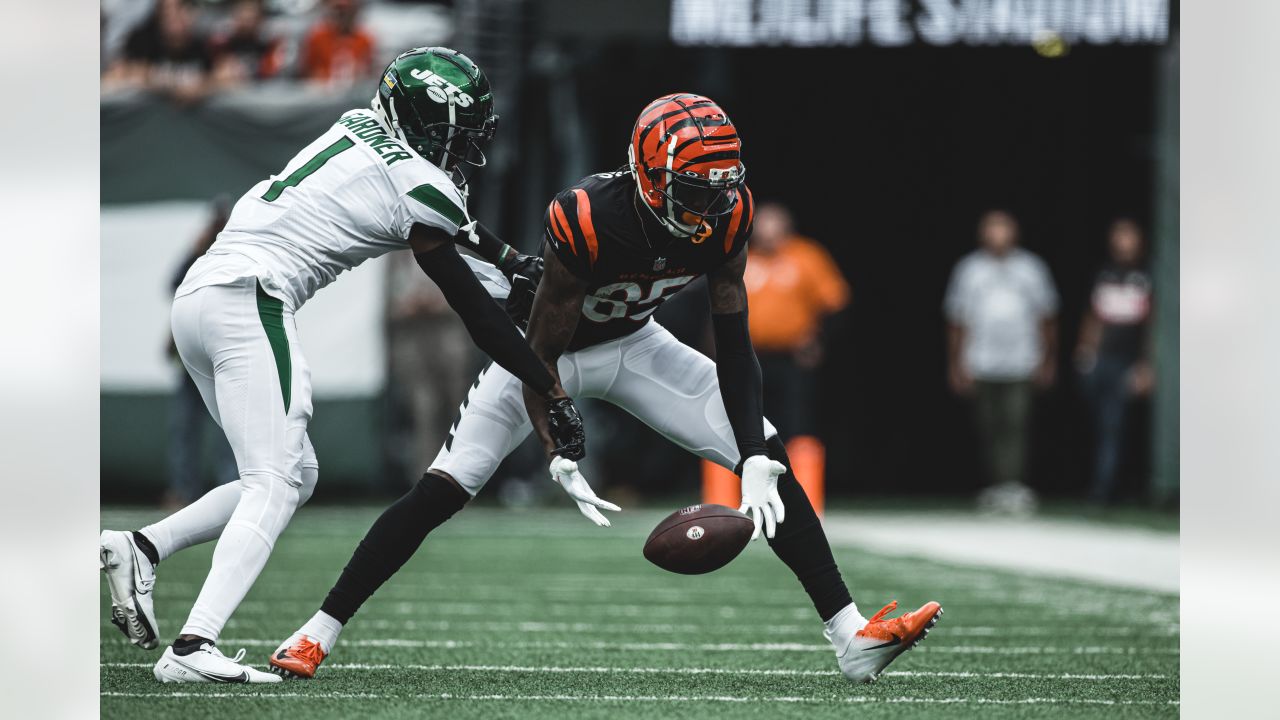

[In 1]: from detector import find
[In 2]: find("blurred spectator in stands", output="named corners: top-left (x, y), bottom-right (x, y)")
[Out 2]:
top-left (166, 196), bottom-right (238, 508)
top-left (209, 0), bottom-right (285, 87)
top-left (703, 203), bottom-right (848, 514)
top-left (299, 0), bottom-right (376, 87)
top-left (103, 0), bottom-right (212, 105)
top-left (944, 210), bottom-right (1058, 515)
top-left (383, 253), bottom-right (474, 490)
top-left (1075, 218), bottom-right (1154, 505)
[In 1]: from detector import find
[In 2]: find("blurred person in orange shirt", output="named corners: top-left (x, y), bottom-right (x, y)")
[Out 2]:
top-left (299, 0), bottom-right (375, 86)
top-left (706, 202), bottom-right (849, 512)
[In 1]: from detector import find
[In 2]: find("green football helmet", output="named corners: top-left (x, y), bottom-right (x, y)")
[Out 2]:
top-left (373, 47), bottom-right (498, 176)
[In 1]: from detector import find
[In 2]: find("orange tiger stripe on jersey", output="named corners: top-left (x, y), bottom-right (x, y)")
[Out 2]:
top-left (724, 191), bottom-right (746, 254)
top-left (549, 199), bottom-right (576, 255)
top-left (572, 188), bottom-right (599, 266)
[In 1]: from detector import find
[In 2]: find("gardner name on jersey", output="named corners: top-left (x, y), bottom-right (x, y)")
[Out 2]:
top-left (545, 170), bottom-right (755, 351)
top-left (180, 107), bottom-right (470, 311)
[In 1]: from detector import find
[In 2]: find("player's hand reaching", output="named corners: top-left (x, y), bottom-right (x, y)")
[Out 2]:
top-left (499, 253), bottom-right (543, 328)
top-left (546, 396), bottom-right (586, 461)
top-left (549, 456), bottom-right (621, 527)
top-left (739, 455), bottom-right (787, 540)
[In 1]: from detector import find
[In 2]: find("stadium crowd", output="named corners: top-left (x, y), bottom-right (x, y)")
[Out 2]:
top-left (101, 0), bottom-right (396, 101)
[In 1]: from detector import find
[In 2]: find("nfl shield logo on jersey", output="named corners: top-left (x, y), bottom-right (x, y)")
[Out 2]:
top-left (653, 257), bottom-right (667, 271)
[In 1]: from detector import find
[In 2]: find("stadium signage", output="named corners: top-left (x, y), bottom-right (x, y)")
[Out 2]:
top-left (671, 0), bottom-right (1170, 47)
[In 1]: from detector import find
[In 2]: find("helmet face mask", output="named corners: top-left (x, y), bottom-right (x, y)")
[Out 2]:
top-left (374, 47), bottom-right (498, 181)
top-left (648, 164), bottom-right (744, 224)
top-left (628, 94), bottom-right (744, 238)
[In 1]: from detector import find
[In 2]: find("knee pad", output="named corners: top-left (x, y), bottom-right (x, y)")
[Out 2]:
top-left (231, 470), bottom-right (303, 543)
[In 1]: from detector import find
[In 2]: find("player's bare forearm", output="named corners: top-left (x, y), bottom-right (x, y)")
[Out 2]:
top-left (707, 248), bottom-right (749, 314)
top-left (522, 248), bottom-right (587, 456)
top-left (707, 250), bottom-right (769, 461)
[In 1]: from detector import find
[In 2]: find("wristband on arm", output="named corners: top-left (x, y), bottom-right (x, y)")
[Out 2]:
top-left (458, 222), bottom-right (520, 275)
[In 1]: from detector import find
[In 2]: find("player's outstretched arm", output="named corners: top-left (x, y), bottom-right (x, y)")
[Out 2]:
top-left (523, 248), bottom-right (620, 526)
top-left (454, 222), bottom-right (544, 327)
top-left (408, 222), bottom-right (562, 398)
top-left (707, 249), bottom-right (786, 540)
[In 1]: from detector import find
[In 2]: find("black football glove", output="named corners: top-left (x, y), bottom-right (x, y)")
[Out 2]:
top-left (546, 396), bottom-right (586, 461)
top-left (500, 253), bottom-right (543, 329)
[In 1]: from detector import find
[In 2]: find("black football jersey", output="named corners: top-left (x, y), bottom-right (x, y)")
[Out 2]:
top-left (542, 170), bottom-right (754, 351)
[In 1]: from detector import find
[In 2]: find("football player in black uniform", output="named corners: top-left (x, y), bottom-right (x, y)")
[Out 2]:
top-left (272, 94), bottom-right (942, 684)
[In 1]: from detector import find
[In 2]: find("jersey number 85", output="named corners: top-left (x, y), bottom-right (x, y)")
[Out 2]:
top-left (582, 276), bottom-right (695, 323)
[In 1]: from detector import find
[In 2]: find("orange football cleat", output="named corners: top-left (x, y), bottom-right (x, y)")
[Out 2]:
top-left (268, 634), bottom-right (327, 679)
top-left (830, 600), bottom-right (943, 683)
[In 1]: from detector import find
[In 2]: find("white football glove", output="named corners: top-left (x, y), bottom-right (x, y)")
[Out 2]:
top-left (549, 456), bottom-right (622, 527)
top-left (738, 455), bottom-right (787, 540)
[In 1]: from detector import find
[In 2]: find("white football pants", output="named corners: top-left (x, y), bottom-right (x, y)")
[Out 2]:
top-left (431, 319), bottom-right (778, 495)
top-left (142, 275), bottom-right (317, 641)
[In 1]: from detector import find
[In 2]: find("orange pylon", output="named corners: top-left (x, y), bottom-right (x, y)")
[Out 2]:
top-left (701, 436), bottom-right (825, 518)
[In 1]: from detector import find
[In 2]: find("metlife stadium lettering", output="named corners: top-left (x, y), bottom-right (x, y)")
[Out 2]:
top-left (671, 0), bottom-right (1169, 47)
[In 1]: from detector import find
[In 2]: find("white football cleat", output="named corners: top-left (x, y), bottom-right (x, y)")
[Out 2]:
top-left (827, 600), bottom-right (943, 683)
top-left (100, 530), bottom-right (159, 649)
top-left (154, 642), bottom-right (282, 684)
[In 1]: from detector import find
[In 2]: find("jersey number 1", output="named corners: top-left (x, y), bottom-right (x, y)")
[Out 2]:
top-left (261, 137), bottom-right (356, 202)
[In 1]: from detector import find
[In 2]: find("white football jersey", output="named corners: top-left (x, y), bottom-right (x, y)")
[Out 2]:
top-left (177, 108), bottom-right (470, 309)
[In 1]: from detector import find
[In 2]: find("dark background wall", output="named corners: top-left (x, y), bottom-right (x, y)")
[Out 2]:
top-left (501, 40), bottom-right (1163, 498)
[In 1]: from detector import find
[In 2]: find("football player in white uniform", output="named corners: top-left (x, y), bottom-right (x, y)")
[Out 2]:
top-left (100, 47), bottom-right (602, 683)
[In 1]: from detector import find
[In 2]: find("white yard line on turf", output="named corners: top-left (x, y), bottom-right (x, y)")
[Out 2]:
top-left (100, 691), bottom-right (1178, 706)
top-left (823, 512), bottom-right (1178, 593)
top-left (187, 638), bottom-right (1179, 655)
top-left (101, 661), bottom-right (1168, 681)
top-left (316, 619), bottom-right (1179, 638)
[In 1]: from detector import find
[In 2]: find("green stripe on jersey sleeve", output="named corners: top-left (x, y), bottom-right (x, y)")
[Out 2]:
top-left (407, 184), bottom-right (467, 228)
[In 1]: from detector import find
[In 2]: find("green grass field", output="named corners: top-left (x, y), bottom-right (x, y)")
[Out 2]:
top-left (100, 505), bottom-right (1179, 718)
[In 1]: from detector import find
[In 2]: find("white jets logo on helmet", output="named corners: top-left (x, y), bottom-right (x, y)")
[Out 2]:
top-left (409, 68), bottom-right (475, 107)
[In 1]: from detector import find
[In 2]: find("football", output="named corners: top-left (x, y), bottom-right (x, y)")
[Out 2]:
top-left (642, 503), bottom-right (754, 575)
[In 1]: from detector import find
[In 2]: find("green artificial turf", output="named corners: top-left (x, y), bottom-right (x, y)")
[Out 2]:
top-left (100, 505), bottom-right (1179, 719)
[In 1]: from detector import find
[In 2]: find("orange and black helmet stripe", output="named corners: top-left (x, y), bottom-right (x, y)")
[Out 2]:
top-left (630, 93), bottom-right (743, 217)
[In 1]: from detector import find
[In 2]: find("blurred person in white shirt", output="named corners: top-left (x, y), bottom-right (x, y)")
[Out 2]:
top-left (944, 210), bottom-right (1059, 514)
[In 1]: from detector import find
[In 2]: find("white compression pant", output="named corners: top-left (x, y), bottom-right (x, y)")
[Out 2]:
top-left (145, 275), bottom-right (318, 641)
top-left (431, 320), bottom-right (777, 495)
